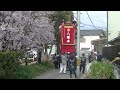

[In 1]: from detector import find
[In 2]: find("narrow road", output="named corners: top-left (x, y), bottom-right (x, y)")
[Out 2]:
top-left (34, 53), bottom-right (89, 79)
top-left (34, 56), bottom-right (89, 79)
top-left (34, 69), bottom-right (88, 79)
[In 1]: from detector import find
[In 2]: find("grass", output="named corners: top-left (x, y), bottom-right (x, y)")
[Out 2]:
top-left (17, 61), bottom-right (54, 79)
top-left (89, 61), bottom-right (116, 79)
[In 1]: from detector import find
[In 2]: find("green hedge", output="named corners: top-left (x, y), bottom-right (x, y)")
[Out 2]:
top-left (0, 51), bottom-right (54, 79)
top-left (0, 51), bottom-right (23, 79)
top-left (89, 61), bottom-right (115, 79)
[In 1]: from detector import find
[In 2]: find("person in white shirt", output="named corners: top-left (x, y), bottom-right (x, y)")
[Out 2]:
top-left (59, 53), bottom-right (68, 74)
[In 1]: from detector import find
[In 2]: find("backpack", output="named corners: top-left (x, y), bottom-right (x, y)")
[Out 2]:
top-left (69, 59), bottom-right (75, 70)
top-left (80, 57), bottom-right (86, 64)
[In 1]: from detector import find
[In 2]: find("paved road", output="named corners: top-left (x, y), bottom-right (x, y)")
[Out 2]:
top-left (34, 56), bottom-right (89, 79)
top-left (34, 69), bottom-right (88, 79)
top-left (34, 53), bottom-right (89, 79)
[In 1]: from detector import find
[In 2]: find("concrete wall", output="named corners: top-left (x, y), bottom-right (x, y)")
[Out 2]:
top-left (47, 44), bottom-right (57, 55)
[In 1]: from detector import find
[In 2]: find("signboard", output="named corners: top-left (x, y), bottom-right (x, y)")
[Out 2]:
top-left (61, 26), bottom-right (75, 45)
top-left (61, 45), bottom-right (75, 53)
top-left (60, 22), bottom-right (76, 53)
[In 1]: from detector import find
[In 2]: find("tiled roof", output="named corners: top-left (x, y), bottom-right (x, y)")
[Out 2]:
top-left (80, 29), bottom-right (106, 36)
top-left (108, 36), bottom-right (120, 45)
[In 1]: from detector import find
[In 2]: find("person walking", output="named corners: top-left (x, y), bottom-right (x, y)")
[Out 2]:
top-left (69, 53), bottom-right (77, 78)
top-left (97, 52), bottom-right (103, 62)
top-left (80, 53), bottom-right (86, 73)
top-left (59, 53), bottom-right (68, 74)
top-left (88, 52), bottom-right (93, 63)
top-left (57, 53), bottom-right (62, 69)
top-left (66, 52), bottom-right (70, 70)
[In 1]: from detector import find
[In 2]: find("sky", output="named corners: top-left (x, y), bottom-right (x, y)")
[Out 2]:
top-left (73, 11), bottom-right (107, 31)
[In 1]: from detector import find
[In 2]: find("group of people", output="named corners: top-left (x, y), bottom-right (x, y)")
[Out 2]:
top-left (88, 51), bottom-right (103, 63)
top-left (52, 51), bottom-right (103, 78)
top-left (52, 52), bottom-right (77, 78)
top-left (52, 52), bottom-right (88, 78)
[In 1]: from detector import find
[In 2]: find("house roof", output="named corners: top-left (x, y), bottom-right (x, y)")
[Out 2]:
top-left (80, 29), bottom-right (106, 36)
top-left (92, 38), bottom-right (107, 42)
top-left (91, 38), bottom-right (107, 45)
top-left (108, 36), bottom-right (120, 45)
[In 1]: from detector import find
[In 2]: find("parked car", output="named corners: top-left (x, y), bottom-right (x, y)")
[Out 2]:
top-left (27, 51), bottom-right (33, 58)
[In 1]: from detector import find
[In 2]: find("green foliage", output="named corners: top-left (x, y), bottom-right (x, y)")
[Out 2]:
top-left (17, 61), bottom-right (54, 79)
top-left (0, 51), bottom-right (54, 79)
top-left (51, 11), bottom-right (73, 23)
top-left (89, 61), bottom-right (115, 79)
top-left (0, 51), bottom-right (23, 79)
top-left (50, 11), bottom-right (73, 53)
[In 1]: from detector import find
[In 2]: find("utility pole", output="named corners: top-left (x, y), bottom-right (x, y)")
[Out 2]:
top-left (107, 11), bottom-right (108, 47)
top-left (76, 11), bottom-right (80, 78)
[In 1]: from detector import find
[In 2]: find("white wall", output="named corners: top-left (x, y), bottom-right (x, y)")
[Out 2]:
top-left (47, 45), bottom-right (57, 55)
top-left (80, 36), bottom-right (100, 51)
top-left (108, 11), bottom-right (120, 41)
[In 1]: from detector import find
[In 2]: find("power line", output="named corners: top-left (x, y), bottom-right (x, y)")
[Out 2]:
top-left (74, 11), bottom-right (107, 30)
top-left (86, 11), bottom-right (98, 29)
top-left (80, 22), bottom-right (107, 29)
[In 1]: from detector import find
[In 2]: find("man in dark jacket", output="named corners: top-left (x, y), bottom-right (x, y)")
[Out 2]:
top-left (88, 52), bottom-right (93, 63)
top-left (53, 54), bottom-right (58, 69)
top-left (80, 53), bottom-right (86, 73)
top-left (68, 53), bottom-right (77, 78)
top-left (57, 53), bottom-right (62, 69)
top-left (97, 52), bottom-right (103, 62)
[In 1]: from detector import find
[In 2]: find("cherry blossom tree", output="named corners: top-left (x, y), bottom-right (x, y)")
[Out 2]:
top-left (0, 11), bottom-right (55, 52)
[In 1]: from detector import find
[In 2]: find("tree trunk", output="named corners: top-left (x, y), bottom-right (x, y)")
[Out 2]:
top-left (45, 44), bottom-right (48, 54)
top-left (37, 48), bottom-right (41, 64)
top-left (57, 43), bottom-right (60, 54)
top-left (25, 57), bottom-right (28, 66)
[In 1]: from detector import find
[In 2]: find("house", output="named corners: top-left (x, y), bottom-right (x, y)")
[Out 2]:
top-left (102, 11), bottom-right (120, 60)
top-left (108, 11), bottom-right (120, 42)
top-left (108, 36), bottom-right (120, 45)
top-left (107, 11), bottom-right (120, 58)
top-left (78, 29), bottom-right (106, 54)
top-left (91, 38), bottom-right (107, 54)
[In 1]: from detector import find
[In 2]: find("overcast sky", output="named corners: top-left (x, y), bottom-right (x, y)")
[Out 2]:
top-left (73, 11), bottom-right (107, 31)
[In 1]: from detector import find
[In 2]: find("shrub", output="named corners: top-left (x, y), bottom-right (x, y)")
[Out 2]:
top-left (89, 61), bottom-right (115, 79)
top-left (17, 61), bottom-right (54, 79)
top-left (40, 61), bottom-right (54, 68)
top-left (17, 65), bottom-right (33, 79)
top-left (0, 51), bottom-right (54, 79)
top-left (0, 51), bottom-right (23, 79)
